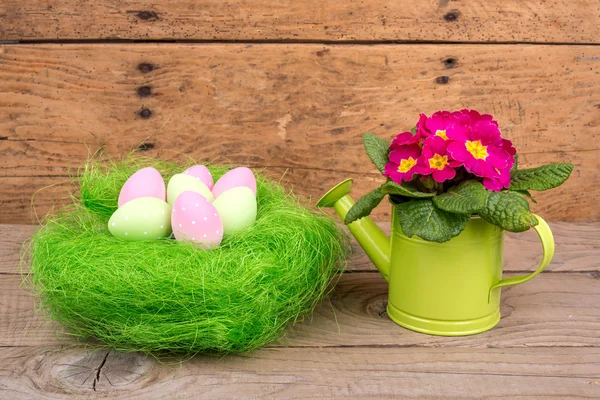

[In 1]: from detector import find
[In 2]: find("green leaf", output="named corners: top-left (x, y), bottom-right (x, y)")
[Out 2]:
top-left (479, 191), bottom-right (538, 232)
top-left (509, 163), bottom-right (573, 191)
top-left (432, 180), bottom-right (487, 215)
top-left (410, 126), bottom-right (417, 135)
top-left (514, 189), bottom-right (537, 204)
top-left (395, 199), bottom-right (470, 243)
top-left (363, 133), bottom-right (390, 173)
top-left (381, 181), bottom-right (436, 198)
top-left (345, 186), bottom-right (385, 224)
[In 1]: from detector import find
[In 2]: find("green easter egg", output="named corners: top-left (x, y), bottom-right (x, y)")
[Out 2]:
top-left (167, 173), bottom-right (214, 205)
top-left (108, 197), bottom-right (172, 241)
top-left (213, 186), bottom-right (257, 234)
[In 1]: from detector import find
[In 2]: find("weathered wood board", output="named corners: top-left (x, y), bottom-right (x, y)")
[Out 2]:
top-left (1, 0), bottom-right (599, 43)
top-left (1, 346), bottom-right (599, 399)
top-left (1, 44), bottom-right (598, 224)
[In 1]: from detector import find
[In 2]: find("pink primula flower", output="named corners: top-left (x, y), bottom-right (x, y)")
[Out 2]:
top-left (416, 136), bottom-right (461, 182)
top-left (389, 130), bottom-right (421, 149)
top-left (452, 109), bottom-right (498, 128)
top-left (384, 109), bottom-right (517, 191)
top-left (481, 138), bottom-right (517, 191)
top-left (446, 116), bottom-right (512, 182)
top-left (421, 111), bottom-right (459, 141)
top-left (482, 167), bottom-right (511, 191)
top-left (384, 144), bottom-right (421, 184)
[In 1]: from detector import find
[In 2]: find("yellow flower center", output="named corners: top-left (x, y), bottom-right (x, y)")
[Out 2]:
top-left (435, 130), bottom-right (449, 140)
top-left (398, 157), bottom-right (417, 173)
top-left (428, 154), bottom-right (449, 170)
top-left (466, 140), bottom-right (489, 160)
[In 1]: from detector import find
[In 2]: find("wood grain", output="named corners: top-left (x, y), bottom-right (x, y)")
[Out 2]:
top-left (1, 0), bottom-right (599, 43)
top-left (3, 272), bottom-right (599, 349)
top-left (4, 222), bottom-right (599, 275)
top-left (0, 43), bottom-right (598, 223)
top-left (1, 346), bottom-right (599, 399)
top-left (0, 225), bottom-right (36, 273)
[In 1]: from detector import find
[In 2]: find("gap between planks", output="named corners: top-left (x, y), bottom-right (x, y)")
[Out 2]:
top-left (4, 40), bottom-right (600, 46)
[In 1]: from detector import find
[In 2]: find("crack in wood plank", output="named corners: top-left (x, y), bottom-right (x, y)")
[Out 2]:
top-left (92, 351), bottom-right (110, 391)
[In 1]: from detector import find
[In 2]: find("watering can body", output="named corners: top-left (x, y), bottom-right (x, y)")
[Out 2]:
top-left (318, 179), bottom-right (555, 336)
top-left (388, 211), bottom-right (504, 335)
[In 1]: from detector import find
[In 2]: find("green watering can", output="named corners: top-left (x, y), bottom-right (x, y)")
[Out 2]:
top-left (318, 179), bottom-right (555, 336)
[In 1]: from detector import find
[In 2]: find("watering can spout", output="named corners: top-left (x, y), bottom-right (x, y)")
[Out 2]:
top-left (317, 179), bottom-right (391, 282)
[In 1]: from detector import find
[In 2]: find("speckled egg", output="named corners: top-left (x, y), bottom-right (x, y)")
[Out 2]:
top-left (183, 165), bottom-right (214, 190)
top-left (171, 191), bottom-right (223, 249)
top-left (118, 167), bottom-right (166, 207)
top-left (212, 167), bottom-right (257, 199)
top-left (167, 173), bottom-right (214, 205)
top-left (212, 186), bottom-right (257, 234)
top-left (108, 197), bottom-right (172, 241)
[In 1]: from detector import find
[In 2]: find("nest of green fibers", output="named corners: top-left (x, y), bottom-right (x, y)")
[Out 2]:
top-left (27, 156), bottom-right (348, 354)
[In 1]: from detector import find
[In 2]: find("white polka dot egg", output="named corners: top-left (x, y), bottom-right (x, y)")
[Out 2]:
top-left (171, 191), bottom-right (223, 249)
top-left (212, 167), bottom-right (257, 198)
top-left (183, 165), bottom-right (214, 190)
top-left (213, 186), bottom-right (257, 234)
top-left (118, 167), bottom-right (166, 207)
top-left (108, 197), bottom-right (172, 241)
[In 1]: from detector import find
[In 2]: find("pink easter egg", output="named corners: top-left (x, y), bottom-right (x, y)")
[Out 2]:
top-left (118, 167), bottom-right (165, 207)
top-left (212, 167), bottom-right (257, 199)
top-left (183, 165), bottom-right (214, 189)
top-left (171, 191), bottom-right (223, 249)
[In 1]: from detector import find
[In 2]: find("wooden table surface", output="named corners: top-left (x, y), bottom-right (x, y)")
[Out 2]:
top-left (1, 222), bottom-right (599, 399)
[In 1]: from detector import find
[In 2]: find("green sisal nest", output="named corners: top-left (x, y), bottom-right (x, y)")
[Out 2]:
top-left (27, 156), bottom-right (348, 354)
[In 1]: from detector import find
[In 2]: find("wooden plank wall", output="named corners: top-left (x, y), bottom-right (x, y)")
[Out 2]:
top-left (0, 1), bottom-right (599, 224)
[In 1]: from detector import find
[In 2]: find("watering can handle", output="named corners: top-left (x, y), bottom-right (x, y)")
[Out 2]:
top-left (489, 214), bottom-right (555, 296)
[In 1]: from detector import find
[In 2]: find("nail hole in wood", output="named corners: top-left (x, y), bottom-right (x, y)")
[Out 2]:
top-left (443, 58), bottom-right (457, 68)
top-left (436, 76), bottom-right (450, 84)
top-left (137, 11), bottom-right (158, 21)
top-left (444, 10), bottom-right (460, 22)
top-left (138, 63), bottom-right (155, 73)
top-left (137, 86), bottom-right (152, 97)
top-left (139, 108), bottom-right (152, 119)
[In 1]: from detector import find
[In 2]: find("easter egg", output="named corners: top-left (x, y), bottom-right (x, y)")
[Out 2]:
top-left (118, 167), bottom-right (165, 207)
top-left (212, 186), bottom-right (257, 234)
top-left (108, 197), bottom-right (172, 241)
top-left (183, 165), bottom-right (214, 190)
top-left (212, 167), bottom-right (257, 199)
top-left (171, 191), bottom-right (223, 249)
top-left (167, 173), bottom-right (214, 205)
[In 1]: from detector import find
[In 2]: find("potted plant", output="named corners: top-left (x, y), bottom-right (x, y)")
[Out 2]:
top-left (318, 109), bottom-right (573, 335)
